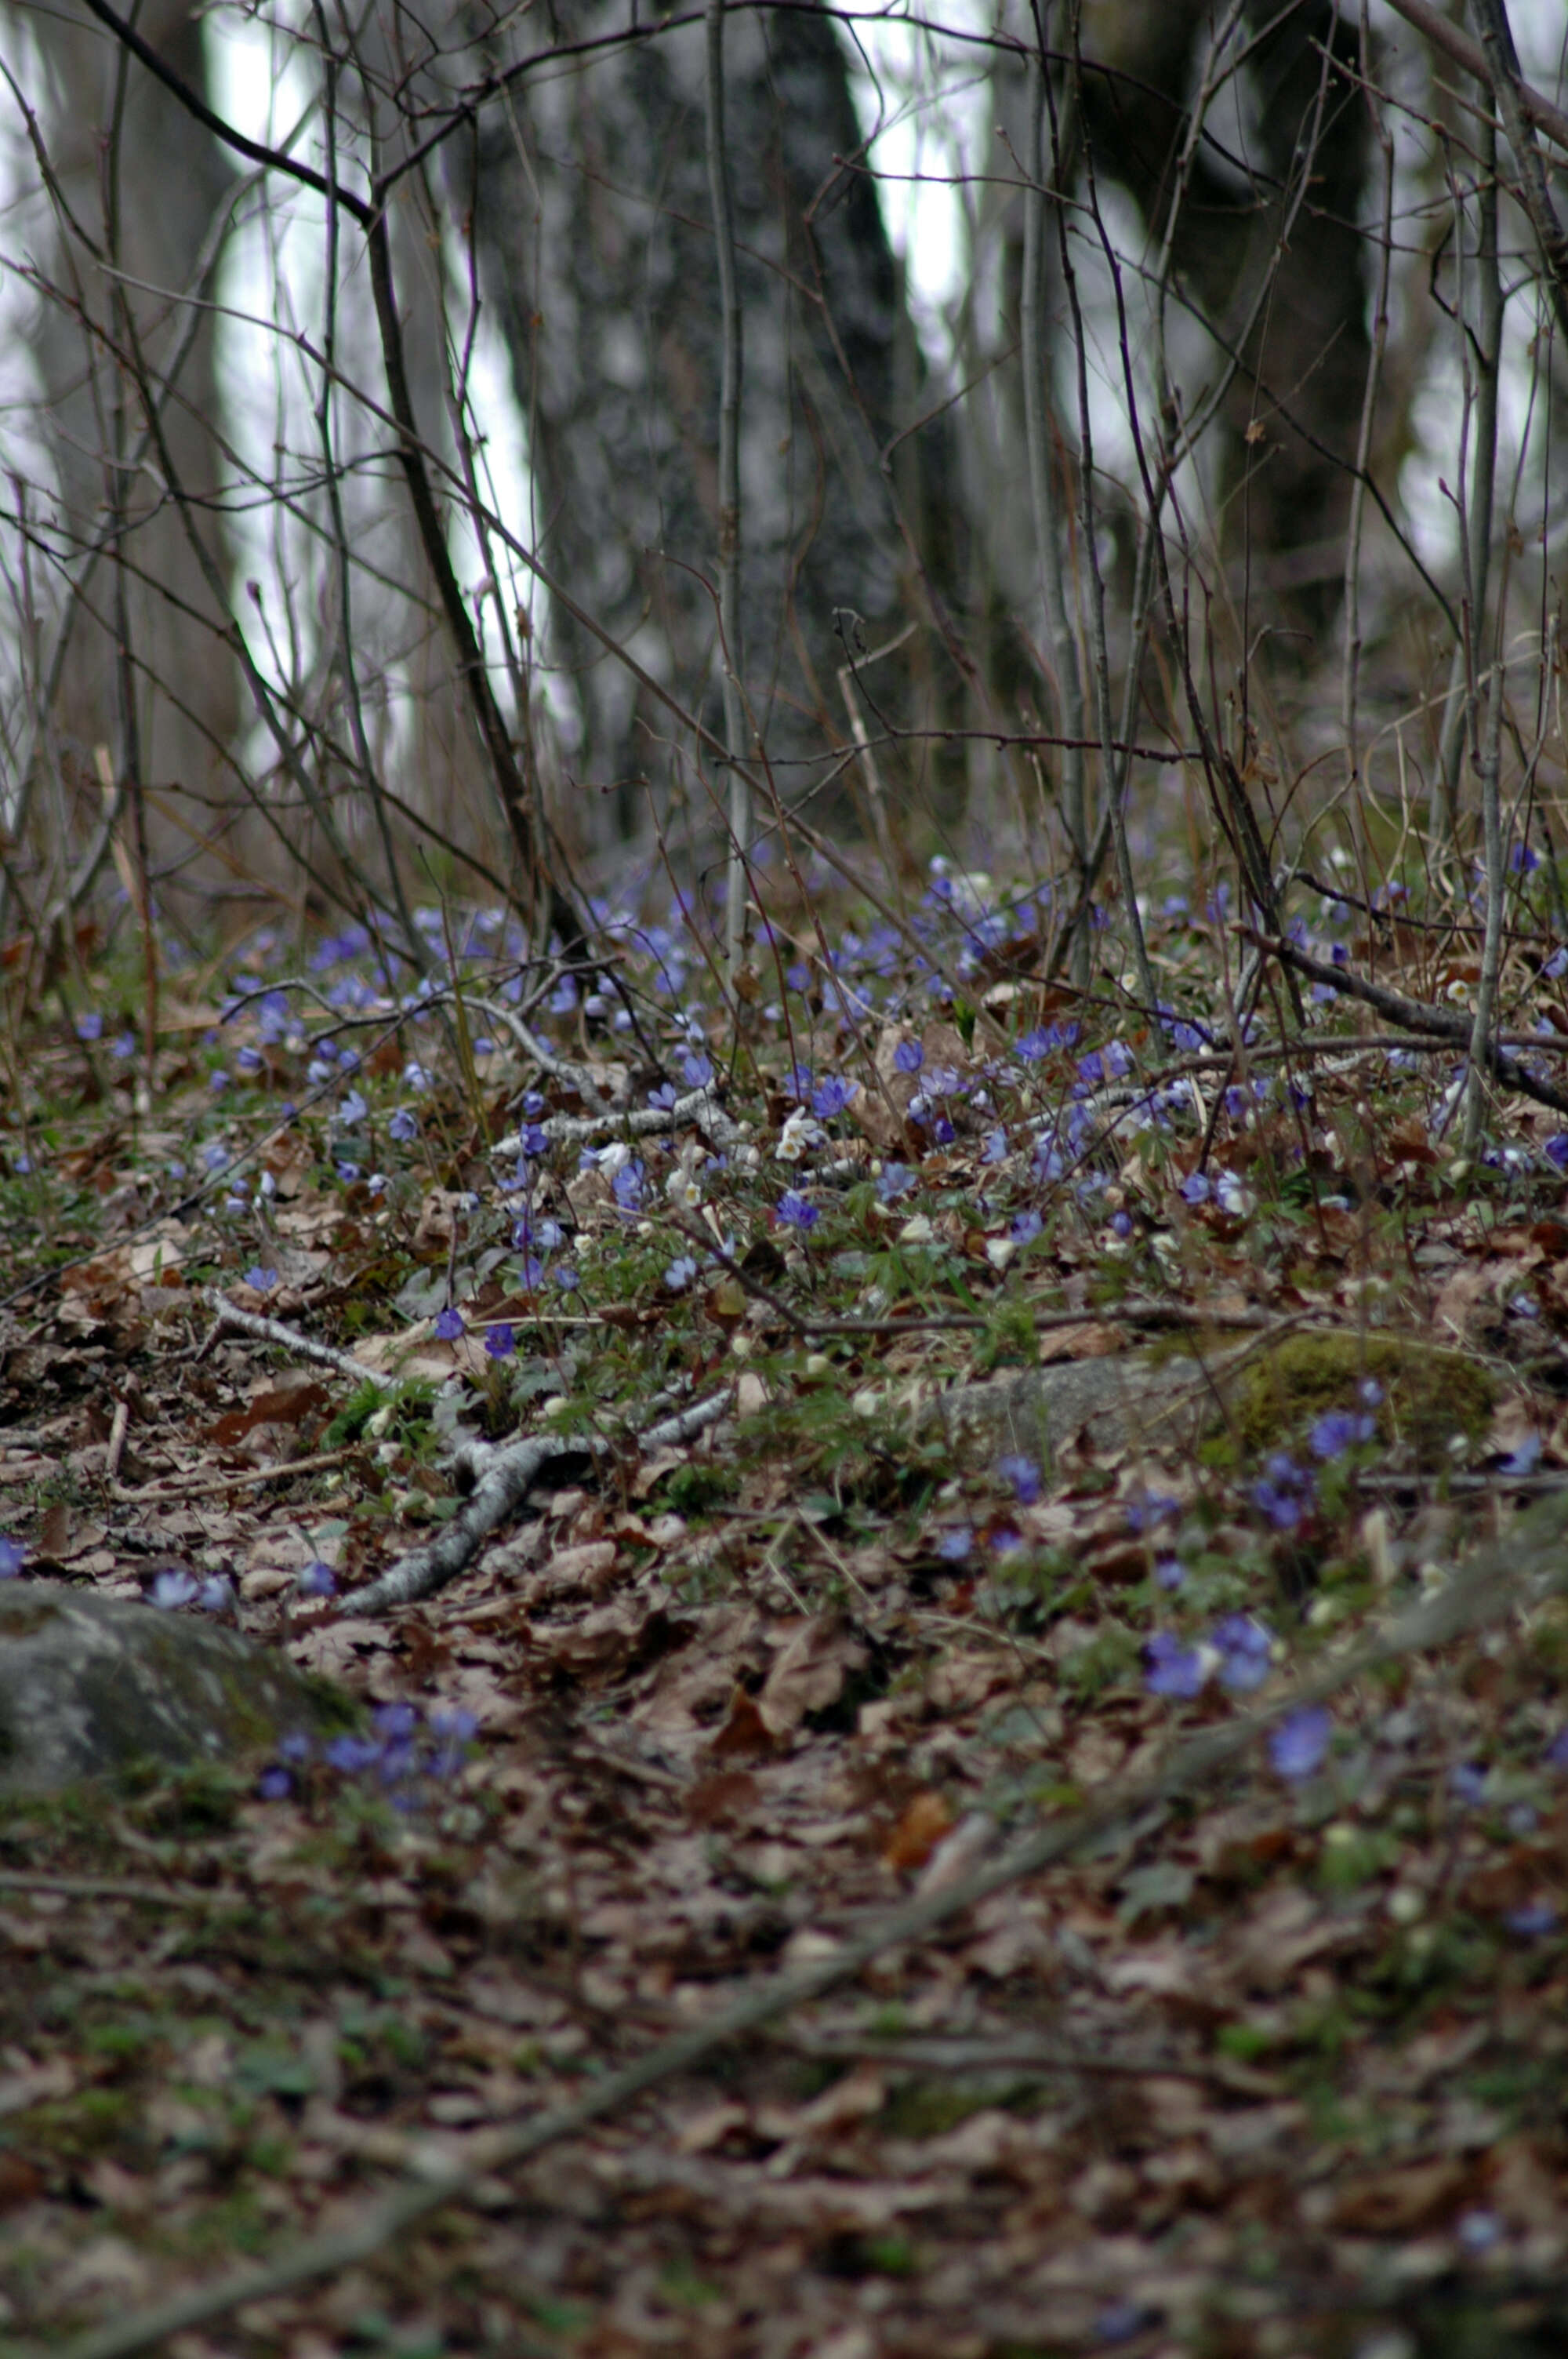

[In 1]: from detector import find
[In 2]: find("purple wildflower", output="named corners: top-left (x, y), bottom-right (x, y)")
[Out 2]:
top-left (997, 1454), bottom-right (1040, 1506)
top-left (811, 1075), bottom-right (857, 1119)
top-left (1145, 1630), bottom-right (1207, 1699)
top-left (485, 1323), bottom-right (516, 1359)
top-left (1213, 1615), bottom-right (1272, 1692)
top-left (243, 1266), bottom-right (278, 1293)
top-left (777, 1190), bottom-right (819, 1231)
top-left (434, 1307), bottom-right (465, 1342)
top-left (0, 1539), bottom-right (24, 1578)
top-left (296, 1561), bottom-right (337, 1600)
top-left (325, 1735), bottom-right (383, 1774)
top-left (1309, 1409), bottom-right (1376, 1461)
top-left (1269, 1707), bottom-right (1330, 1779)
top-left (149, 1568), bottom-right (199, 1610)
top-left (893, 1039), bottom-right (924, 1074)
top-left (256, 1766), bottom-right (293, 1801)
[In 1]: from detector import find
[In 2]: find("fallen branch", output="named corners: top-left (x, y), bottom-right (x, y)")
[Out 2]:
top-left (495, 1081), bottom-right (744, 1156)
top-left (111, 1445), bottom-right (358, 1504)
top-left (1244, 932), bottom-right (1568, 1116)
top-left (340, 1387), bottom-right (731, 1618)
top-left (56, 1487), bottom-right (1568, 2359)
top-left (201, 1292), bottom-right (390, 1390)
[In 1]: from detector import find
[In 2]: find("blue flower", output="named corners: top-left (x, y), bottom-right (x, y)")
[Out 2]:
top-left (1450, 1761), bottom-right (1488, 1806)
top-left (665, 1256), bottom-right (699, 1292)
top-left (243, 1266), bottom-right (278, 1293)
top-left (0, 1539), bottom-right (24, 1579)
top-left (648, 1082), bottom-right (680, 1111)
top-left (325, 1736), bottom-right (382, 1773)
top-left (1505, 1902), bottom-right (1558, 1938)
top-left (1178, 1172), bottom-right (1210, 1205)
top-left (388, 1106), bottom-right (418, 1143)
top-left (1014, 1028), bottom-right (1053, 1063)
top-left (434, 1307), bottom-right (465, 1341)
top-left (1145, 1631), bottom-right (1205, 1699)
top-left (997, 1454), bottom-right (1040, 1505)
top-left (256, 1765), bottom-right (293, 1801)
top-left (877, 1163), bottom-right (915, 1203)
top-left (777, 1190), bottom-right (819, 1231)
top-left (1308, 1409), bottom-right (1376, 1460)
top-left (612, 1160), bottom-right (644, 1209)
top-left (149, 1568), bottom-right (199, 1609)
top-left (936, 1526), bottom-right (973, 1561)
top-left (1155, 1556), bottom-right (1184, 1590)
top-left (374, 1702), bottom-right (419, 1742)
top-left (1269, 1706), bottom-right (1330, 1779)
top-left (982, 1128), bottom-right (1008, 1165)
top-left (75, 1012), bottom-right (104, 1042)
top-left (682, 1052), bottom-right (714, 1089)
top-left (1457, 2210), bottom-right (1503, 2253)
top-left (894, 1039), bottom-right (924, 1074)
top-left (1011, 1210), bottom-right (1044, 1245)
top-left (811, 1075), bottom-right (857, 1119)
top-left (1546, 1136), bottom-right (1568, 1172)
top-left (1213, 1615), bottom-right (1272, 1692)
top-left (485, 1323), bottom-right (516, 1359)
top-left (296, 1561), bottom-right (337, 1599)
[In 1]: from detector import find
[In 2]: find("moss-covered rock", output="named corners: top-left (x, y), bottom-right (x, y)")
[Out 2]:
top-left (0, 1582), bottom-right (354, 1796)
top-left (1229, 1331), bottom-right (1494, 1467)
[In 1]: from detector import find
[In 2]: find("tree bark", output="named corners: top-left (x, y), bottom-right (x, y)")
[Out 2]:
top-left (459, 0), bottom-right (923, 864)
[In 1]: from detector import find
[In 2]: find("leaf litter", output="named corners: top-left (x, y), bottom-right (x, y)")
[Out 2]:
top-left (4, 880), bottom-right (1568, 2354)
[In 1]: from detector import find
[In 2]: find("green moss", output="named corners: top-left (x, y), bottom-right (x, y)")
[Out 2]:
top-left (1229, 1331), bottom-right (1494, 1466)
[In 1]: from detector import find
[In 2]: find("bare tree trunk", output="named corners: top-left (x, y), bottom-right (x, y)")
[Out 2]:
top-left (459, 0), bottom-right (924, 871)
top-left (20, 0), bottom-right (241, 929)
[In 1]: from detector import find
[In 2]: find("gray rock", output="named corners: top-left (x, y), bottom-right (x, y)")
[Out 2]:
top-left (0, 1582), bottom-right (350, 1796)
top-left (923, 1350), bottom-right (1217, 1470)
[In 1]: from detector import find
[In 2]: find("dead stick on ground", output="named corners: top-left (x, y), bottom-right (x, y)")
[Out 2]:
top-left (52, 1488), bottom-right (1568, 2359)
top-left (200, 1292), bottom-right (390, 1390)
top-left (340, 1388), bottom-right (732, 1618)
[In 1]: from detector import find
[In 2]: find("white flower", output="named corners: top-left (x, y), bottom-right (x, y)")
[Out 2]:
top-left (776, 1108), bottom-right (822, 1161)
top-left (666, 1167), bottom-right (703, 1210)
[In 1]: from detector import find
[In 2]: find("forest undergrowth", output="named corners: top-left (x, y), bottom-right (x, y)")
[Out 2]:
top-left (8, 840), bottom-right (1568, 2357)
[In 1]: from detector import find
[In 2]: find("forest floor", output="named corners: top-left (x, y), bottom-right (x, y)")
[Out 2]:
top-left (6, 869), bottom-right (1568, 2358)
